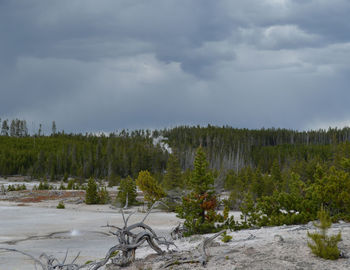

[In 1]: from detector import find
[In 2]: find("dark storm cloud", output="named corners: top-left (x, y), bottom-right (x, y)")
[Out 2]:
top-left (1, 0), bottom-right (350, 132)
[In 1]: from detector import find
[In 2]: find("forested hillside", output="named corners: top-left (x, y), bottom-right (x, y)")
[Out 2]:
top-left (161, 125), bottom-right (350, 172)
top-left (0, 130), bottom-right (167, 180)
top-left (2, 120), bottom-right (350, 181)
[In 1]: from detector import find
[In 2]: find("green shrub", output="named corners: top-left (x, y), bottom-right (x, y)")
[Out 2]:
top-left (136, 170), bottom-right (166, 206)
top-left (59, 182), bottom-right (66, 190)
top-left (56, 201), bottom-right (65, 209)
top-left (7, 185), bottom-right (16, 191)
top-left (307, 206), bottom-right (342, 260)
top-left (116, 176), bottom-right (137, 207)
top-left (38, 179), bottom-right (49, 190)
top-left (67, 179), bottom-right (80, 190)
top-left (98, 186), bottom-right (110, 204)
top-left (221, 231), bottom-right (233, 243)
top-left (85, 178), bottom-right (110, 204)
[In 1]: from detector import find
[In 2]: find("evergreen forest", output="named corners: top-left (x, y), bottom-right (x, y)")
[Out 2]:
top-left (2, 120), bottom-right (350, 181)
top-left (2, 119), bottom-right (350, 225)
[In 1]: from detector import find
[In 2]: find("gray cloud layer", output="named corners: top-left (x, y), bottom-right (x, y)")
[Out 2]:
top-left (1, 0), bottom-right (350, 133)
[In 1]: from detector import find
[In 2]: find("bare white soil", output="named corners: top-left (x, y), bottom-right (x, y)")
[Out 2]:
top-left (1, 178), bottom-right (350, 270)
top-left (128, 222), bottom-right (350, 270)
top-left (0, 201), bottom-right (181, 270)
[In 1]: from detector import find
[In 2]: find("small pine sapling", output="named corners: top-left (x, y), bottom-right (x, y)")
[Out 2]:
top-left (56, 201), bottom-right (65, 209)
top-left (307, 206), bottom-right (342, 260)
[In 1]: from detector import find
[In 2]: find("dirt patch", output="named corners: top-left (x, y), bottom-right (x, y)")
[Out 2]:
top-left (14, 190), bottom-right (85, 203)
top-left (16, 203), bottom-right (28, 206)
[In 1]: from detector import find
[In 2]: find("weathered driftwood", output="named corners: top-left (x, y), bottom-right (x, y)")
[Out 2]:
top-left (170, 223), bottom-right (188, 240)
top-left (0, 248), bottom-right (91, 270)
top-left (94, 201), bottom-right (175, 268)
top-left (163, 230), bottom-right (226, 268)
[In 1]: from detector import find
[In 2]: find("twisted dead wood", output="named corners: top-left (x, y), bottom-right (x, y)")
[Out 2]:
top-left (92, 201), bottom-right (175, 268)
top-left (0, 248), bottom-right (93, 270)
top-left (163, 229), bottom-right (226, 268)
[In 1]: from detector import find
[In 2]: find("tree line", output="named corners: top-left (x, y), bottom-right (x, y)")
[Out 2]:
top-left (0, 128), bottom-right (167, 180)
top-left (2, 120), bottom-right (350, 181)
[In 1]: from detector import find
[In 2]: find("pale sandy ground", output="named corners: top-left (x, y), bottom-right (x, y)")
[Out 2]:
top-left (128, 222), bottom-right (350, 270)
top-left (2, 201), bottom-right (350, 270)
top-left (1, 178), bottom-right (350, 269)
top-left (0, 201), bottom-right (182, 270)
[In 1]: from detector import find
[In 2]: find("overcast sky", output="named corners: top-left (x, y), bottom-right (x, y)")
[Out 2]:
top-left (1, 0), bottom-right (350, 133)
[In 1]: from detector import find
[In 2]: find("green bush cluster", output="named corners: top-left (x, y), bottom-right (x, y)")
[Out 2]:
top-left (37, 179), bottom-right (53, 190)
top-left (6, 183), bottom-right (26, 191)
top-left (224, 160), bottom-right (350, 229)
top-left (85, 178), bottom-right (110, 204)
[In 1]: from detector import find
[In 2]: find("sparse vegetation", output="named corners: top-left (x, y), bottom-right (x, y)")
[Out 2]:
top-left (38, 178), bottom-right (51, 190)
top-left (6, 184), bottom-right (26, 191)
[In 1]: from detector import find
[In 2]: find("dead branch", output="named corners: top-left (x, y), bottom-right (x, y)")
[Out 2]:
top-left (0, 248), bottom-right (91, 270)
top-left (91, 201), bottom-right (175, 268)
top-left (199, 230), bottom-right (226, 265)
top-left (163, 230), bottom-right (226, 268)
top-left (170, 223), bottom-right (188, 240)
top-left (141, 201), bottom-right (168, 223)
top-left (0, 248), bottom-right (46, 269)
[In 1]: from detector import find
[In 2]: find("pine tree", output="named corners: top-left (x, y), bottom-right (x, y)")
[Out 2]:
top-left (1, 119), bottom-right (9, 136)
top-left (38, 124), bottom-right (42, 136)
top-left (307, 206), bottom-right (342, 260)
top-left (163, 153), bottom-right (182, 191)
top-left (271, 159), bottom-right (282, 190)
top-left (10, 120), bottom-right (16, 137)
top-left (98, 186), bottom-right (110, 204)
top-left (116, 176), bottom-right (137, 207)
top-left (136, 170), bottom-right (166, 206)
top-left (176, 147), bottom-right (219, 235)
top-left (85, 178), bottom-right (99, 204)
top-left (190, 147), bottom-right (214, 193)
top-left (52, 121), bottom-right (57, 135)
